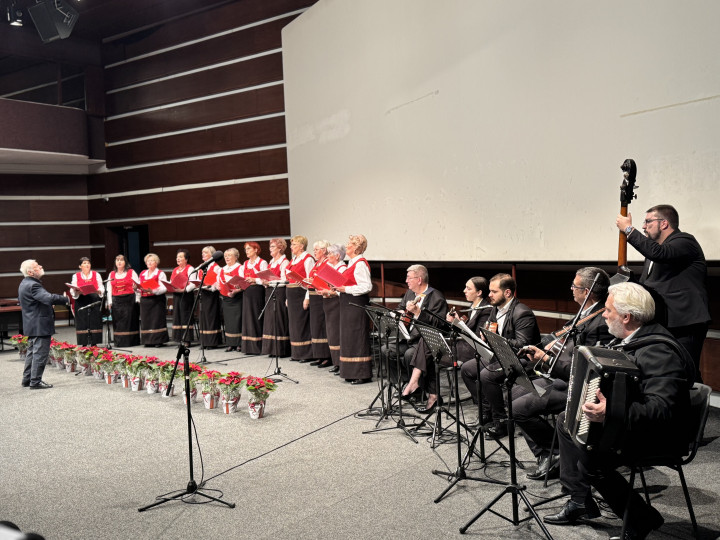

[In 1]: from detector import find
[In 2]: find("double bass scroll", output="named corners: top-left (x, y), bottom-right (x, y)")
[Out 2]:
top-left (611, 158), bottom-right (638, 284)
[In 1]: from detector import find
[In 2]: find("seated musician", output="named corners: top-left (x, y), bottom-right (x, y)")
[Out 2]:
top-left (383, 265), bottom-right (447, 404)
top-left (544, 282), bottom-right (695, 540)
top-left (517, 267), bottom-right (612, 481)
top-left (460, 273), bottom-right (540, 439)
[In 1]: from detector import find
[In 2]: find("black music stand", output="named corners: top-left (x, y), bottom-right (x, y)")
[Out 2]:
top-left (138, 266), bottom-right (234, 512)
top-left (260, 284), bottom-right (297, 384)
top-left (362, 308), bottom-right (421, 443)
top-left (459, 328), bottom-right (553, 539)
top-left (433, 321), bottom-right (508, 502)
top-left (412, 322), bottom-right (461, 447)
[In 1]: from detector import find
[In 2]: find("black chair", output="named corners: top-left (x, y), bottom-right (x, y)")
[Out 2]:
top-left (621, 382), bottom-right (712, 539)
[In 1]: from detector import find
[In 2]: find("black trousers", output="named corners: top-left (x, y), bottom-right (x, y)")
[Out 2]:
top-left (670, 322), bottom-right (708, 383)
top-left (556, 411), bottom-right (659, 530)
top-left (512, 377), bottom-right (567, 459)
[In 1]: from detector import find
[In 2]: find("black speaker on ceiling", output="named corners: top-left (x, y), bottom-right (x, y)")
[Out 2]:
top-left (28, 0), bottom-right (79, 43)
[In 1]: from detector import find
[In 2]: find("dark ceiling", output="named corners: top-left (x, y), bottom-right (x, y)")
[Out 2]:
top-left (0, 0), bottom-right (234, 75)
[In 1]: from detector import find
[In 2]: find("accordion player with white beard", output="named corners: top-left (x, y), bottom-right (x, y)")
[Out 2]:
top-left (544, 282), bottom-right (695, 540)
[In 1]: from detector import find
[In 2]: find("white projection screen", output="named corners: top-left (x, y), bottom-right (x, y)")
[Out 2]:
top-left (282, 0), bottom-right (720, 262)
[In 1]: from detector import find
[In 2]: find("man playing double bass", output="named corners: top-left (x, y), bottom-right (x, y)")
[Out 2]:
top-left (616, 204), bottom-right (710, 382)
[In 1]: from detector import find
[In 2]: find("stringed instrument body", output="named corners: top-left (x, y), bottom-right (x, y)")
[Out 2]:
top-left (610, 158), bottom-right (638, 285)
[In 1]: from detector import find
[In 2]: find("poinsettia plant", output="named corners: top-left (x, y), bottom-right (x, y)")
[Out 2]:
top-left (195, 370), bottom-right (221, 394)
top-left (216, 372), bottom-right (245, 399)
top-left (94, 351), bottom-right (116, 375)
top-left (124, 355), bottom-right (148, 378)
top-left (10, 334), bottom-right (29, 352)
top-left (244, 375), bottom-right (277, 402)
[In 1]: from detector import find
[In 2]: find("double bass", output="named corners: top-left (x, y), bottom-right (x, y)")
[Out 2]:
top-left (610, 158), bottom-right (638, 284)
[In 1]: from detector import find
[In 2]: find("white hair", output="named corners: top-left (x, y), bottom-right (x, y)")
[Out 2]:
top-left (20, 259), bottom-right (36, 277)
top-left (608, 282), bottom-right (655, 325)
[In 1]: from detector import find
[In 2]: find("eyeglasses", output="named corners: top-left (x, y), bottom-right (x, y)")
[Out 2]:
top-left (643, 218), bottom-right (665, 225)
top-left (570, 284), bottom-right (587, 291)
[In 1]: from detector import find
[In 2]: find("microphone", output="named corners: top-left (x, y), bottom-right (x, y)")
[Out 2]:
top-left (190, 251), bottom-right (224, 275)
top-left (78, 300), bottom-right (101, 311)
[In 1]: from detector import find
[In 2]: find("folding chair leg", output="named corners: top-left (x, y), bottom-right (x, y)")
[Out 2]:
top-left (639, 468), bottom-right (651, 505)
top-left (620, 467), bottom-right (637, 540)
top-left (676, 466), bottom-right (699, 539)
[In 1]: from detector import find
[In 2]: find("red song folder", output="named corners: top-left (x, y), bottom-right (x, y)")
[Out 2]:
top-left (66, 282), bottom-right (98, 295)
top-left (225, 275), bottom-right (251, 291)
top-left (285, 269), bottom-right (311, 287)
top-left (316, 265), bottom-right (349, 288)
top-left (255, 269), bottom-right (281, 282)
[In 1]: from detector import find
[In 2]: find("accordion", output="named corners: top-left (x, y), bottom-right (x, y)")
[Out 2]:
top-left (564, 345), bottom-right (640, 453)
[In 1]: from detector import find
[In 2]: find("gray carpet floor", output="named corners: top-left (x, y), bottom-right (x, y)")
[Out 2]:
top-left (1, 326), bottom-right (719, 540)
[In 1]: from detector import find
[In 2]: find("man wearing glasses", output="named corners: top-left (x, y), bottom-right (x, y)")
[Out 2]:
top-left (616, 204), bottom-right (710, 382)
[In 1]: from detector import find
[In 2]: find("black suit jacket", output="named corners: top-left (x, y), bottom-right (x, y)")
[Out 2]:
top-left (617, 323), bottom-right (694, 454)
top-left (488, 298), bottom-right (540, 351)
top-left (553, 308), bottom-right (613, 382)
top-left (628, 229), bottom-right (710, 328)
top-left (399, 287), bottom-right (448, 344)
top-left (454, 298), bottom-right (492, 363)
top-left (18, 277), bottom-right (68, 337)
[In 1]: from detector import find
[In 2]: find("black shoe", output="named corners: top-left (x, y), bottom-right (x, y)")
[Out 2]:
top-left (527, 454), bottom-right (560, 481)
top-left (400, 386), bottom-right (422, 402)
top-left (350, 378), bottom-right (371, 385)
top-left (21, 381), bottom-right (30, 388)
top-left (309, 360), bottom-right (322, 366)
top-left (290, 358), bottom-right (301, 362)
top-left (317, 359), bottom-right (332, 368)
top-left (484, 421), bottom-right (508, 440)
top-left (29, 381), bottom-right (53, 390)
top-left (415, 398), bottom-right (437, 414)
top-left (333, 370), bottom-right (341, 376)
top-left (328, 366), bottom-right (340, 373)
top-left (299, 358), bottom-right (313, 364)
top-left (543, 498), bottom-right (600, 525)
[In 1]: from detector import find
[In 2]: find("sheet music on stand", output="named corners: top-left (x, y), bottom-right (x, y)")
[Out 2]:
top-left (451, 319), bottom-right (494, 364)
top-left (414, 322), bottom-right (452, 364)
top-left (479, 328), bottom-right (544, 397)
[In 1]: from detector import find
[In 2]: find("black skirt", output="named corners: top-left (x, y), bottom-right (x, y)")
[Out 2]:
top-left (286, 285), bottom-right (312, 360)
top-left (323, 295), bottom-right (341, 366)
top-left (261, 286), bottom-right (290, 357)
top-left (338, 293), bottom-right (372, 380)
top-left (172, 291), bottom-right (196, 343)
top-left (220, 294), bottom-right (242, 347)
top-left (309, 292), bottom-right (330, 359)
top-left (241, 284), bottom-right (264, 355)
top-left (198, 288), bottom-right (223, 347)
top-left (140, 294), bottom-right (169, 345)
top-left (75, 293), bottom-right (103, 346)
top-left (111, 293), bottom-right (140, 347)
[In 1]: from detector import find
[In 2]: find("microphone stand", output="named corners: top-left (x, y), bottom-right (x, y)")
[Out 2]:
top-left (260, 283), bottom-right (297, 384)
top-left (138, 266), bottom-right (235, 512)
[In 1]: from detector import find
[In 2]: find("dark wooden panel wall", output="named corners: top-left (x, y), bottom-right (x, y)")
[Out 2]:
top-left (90, 0), bottom-right (317, 273)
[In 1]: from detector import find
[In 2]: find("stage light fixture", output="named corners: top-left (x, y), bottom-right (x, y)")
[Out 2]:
top-left (5, 1), bottom-right (23, 26)
top-left (28, 0), bottom-right (79, 43)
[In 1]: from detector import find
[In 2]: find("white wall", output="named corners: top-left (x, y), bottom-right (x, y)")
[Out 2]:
top-left (282, 0), bottom-right (720, 261)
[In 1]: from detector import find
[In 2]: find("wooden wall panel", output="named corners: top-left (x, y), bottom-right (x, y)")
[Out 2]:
top-left (0, 225), bottom-right (90, 248)
top-left (105, 17), bottom-right (292, 91)
top-left (148, 209), bottom-right (290, 243)
top-left (0, 175), bottom-right (87, 196)
top-left (105, 53), bottom-right (283, 117)
top-left (701, 338), bottom-right (720, 388)
top-left (87, 179), bottom-right (288, 221)
top-left (102, 0), bottom-right (317, 65)
top-left (87, 148), bottom-right (287, 194)
top-left (105, 116), bottom-right (286, 168)
top-left (104, 84), bottom-right (285, 143)
top-left (0, 249), bottom-right (90, 274)
top-left (0, 201), bottom-right (87, 222)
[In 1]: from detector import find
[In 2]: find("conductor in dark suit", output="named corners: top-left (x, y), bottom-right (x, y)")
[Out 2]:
top-left (19, 259), bottom-right (69, 389)
top-left (616, 204), bottom-right (710, 382)
top-left (460, 273), bottom-right (540, 438)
